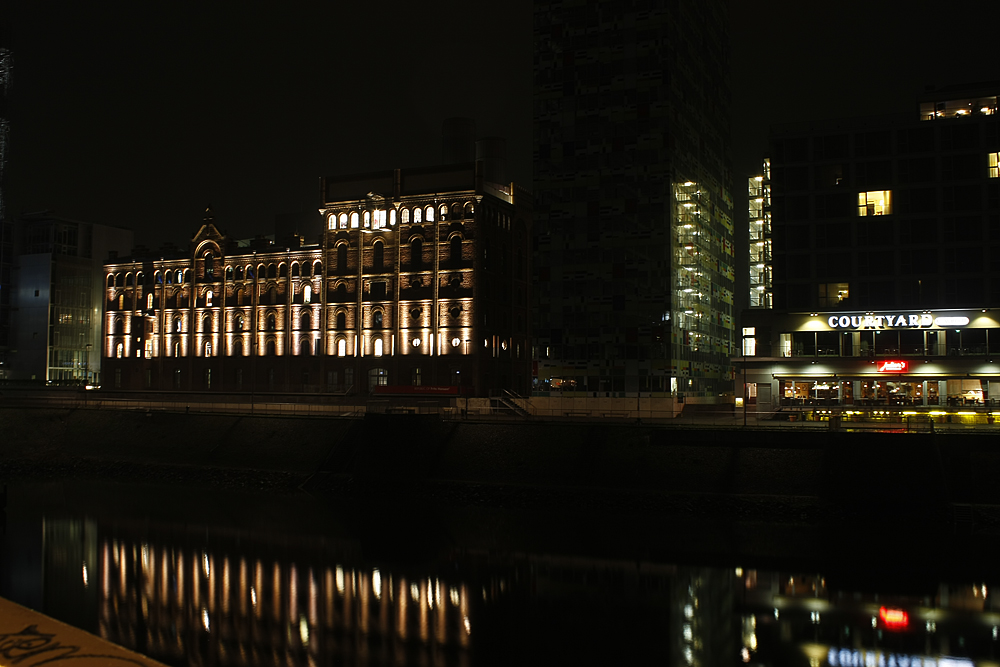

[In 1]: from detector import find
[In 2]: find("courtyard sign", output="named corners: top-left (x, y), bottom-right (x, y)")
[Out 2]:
top-left (826, 313), bottom-right (948, 330)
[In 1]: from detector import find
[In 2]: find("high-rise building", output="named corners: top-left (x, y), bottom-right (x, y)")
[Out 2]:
top-left (9, 213), bottom-right (132, 383)
top-left (739, 83), bottom-right (1000, 414)
top-left (0, 31), bottom-right (11, 378)
top-left (532, 0), bottom-right (735, 400)
top-left (102, 164), bottom-right (532, 396)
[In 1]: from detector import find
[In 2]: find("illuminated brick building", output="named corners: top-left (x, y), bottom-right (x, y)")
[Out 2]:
top-left (102, 164), bottom-right (532, 396)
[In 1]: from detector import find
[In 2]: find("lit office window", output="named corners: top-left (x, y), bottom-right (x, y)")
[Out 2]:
top-left (989, 152), bottom-right (999, 178)
top-left (741, 328), bottom-right (756, 357)
top-left (858, 191), bottom-right (891, 216)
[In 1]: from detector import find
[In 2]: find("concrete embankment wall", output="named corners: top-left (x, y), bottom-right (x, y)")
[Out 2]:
top-left (3, 407), bottom-right (997, 509)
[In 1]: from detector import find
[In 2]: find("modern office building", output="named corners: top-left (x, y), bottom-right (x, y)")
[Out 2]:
top-left (102, 164), bottom-right (532, 396)
top-left (532, 0), bottom-right (735, 400)
top-left (8, 213), bottom-right (132, 383)
top-left (738, 82), bottom-right (1000, 414)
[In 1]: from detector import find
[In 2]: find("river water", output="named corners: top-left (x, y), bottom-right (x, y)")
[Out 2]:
top-left (0, 479), bottom-right (997, 666)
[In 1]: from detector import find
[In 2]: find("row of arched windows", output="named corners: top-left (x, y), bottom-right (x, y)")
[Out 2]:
top-left (326, 202), bottom-right (475, 230)
top-left (108, 261), bottom-right (325, 289)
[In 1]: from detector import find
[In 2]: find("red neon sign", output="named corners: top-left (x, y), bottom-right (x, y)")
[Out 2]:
top-left (879, 606), bottom-right (909, 630)
top-left (877, 360), bottom-right (908, 373)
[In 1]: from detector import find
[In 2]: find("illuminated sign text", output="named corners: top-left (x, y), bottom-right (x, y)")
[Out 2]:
top-left (827, 314), bottom-right (932, 330)
top-left (877, 360), bottom-right (908, 373)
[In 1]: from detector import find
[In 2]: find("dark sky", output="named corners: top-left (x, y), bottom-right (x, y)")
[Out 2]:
top-left (3, 1), bottom-right (998, 249)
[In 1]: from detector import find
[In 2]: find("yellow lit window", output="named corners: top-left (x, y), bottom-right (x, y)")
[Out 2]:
top-left (858, 191), bottom-right (891, 216)
top-left (819, 282), bottom-right (849, 307)
top-left (989, 152), bottom-right (999, 178)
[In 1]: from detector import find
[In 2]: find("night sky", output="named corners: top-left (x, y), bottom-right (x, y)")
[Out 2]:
top-left (3, 1), bottom-right (998, 249)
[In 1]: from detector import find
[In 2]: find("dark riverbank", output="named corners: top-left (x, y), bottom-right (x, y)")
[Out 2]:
top-left (4, 406), bottom-right (999, 510)
top-left (6, 405), bottom-right (1000, 588)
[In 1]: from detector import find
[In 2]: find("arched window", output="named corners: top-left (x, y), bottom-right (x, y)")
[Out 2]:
top-left (303, 285), bottom-right (312, 304)
top-left (206, 290), bottom-right (213, 307)
top-left (225, 266), bottom-right (233, 281)
top-left (413, 208), bottom-right (422, 224)
top-left (450, 236), bottom-right (462, 263)
top-left (267, 287), bottom-right (276, 304)
top-left (301, 312), bottom-right (310, 330)
top-left (234, 314), bottom-right (244, 331)
top-left (204, 251), bottom-right (214, 278)
top-left (373, 241), bottom-right (384, 272)
top-left (314, 260), bottom-right (322, 275)
top-left (116, 343), bottom-right (123, 358)
top-left (205, 341), bottom-right (212, 356)
top-left (328, 214), bottom-right (337, 230)
top-left (265, 340), bottom-right (275, 356)
top-left (267, 264), bottom-right (276, 279)
top-left (336, 283), bottom-right (348, 299)
top-left (246, 265), bottom-right (254, 280)
top-left (235, 266), bottom-right (244, 280)
top-left (291, 263), bottom-right (300, 277)
top-left (339, 213), bottom-right (348, 229)
top-left (232, 338), bottom-right (243, 356)
top-left (452, 203), bottom-right (461, 218)
top-left (363, 210), bottom-right (371, 228)
top-left (350, 212), bottom-right (359, 228)
top-left (174, 342), bottom-right (180, 357)
top-left (401, 208), bottom-right (410, 224)
top-left (146, 293), bottom-right (153, 310)
top-left (439, 204), bottom-right (448, 220)
top-left (373, 338), bottom-right (383, 357)
top-left (279, 263), bottom-right (287, 278)
top-left (118, 294), bottom-right (124, 309)
top-left (165, 271), bottom-right (173, 285)
top-left (389, 209), bottom-right (397, 226)
top-left (177, 270), bottom-right (184, 283)
top-left (464, 202), bottom-right (475, 218)
top-left (337, 245), bottom-right (348, 273)
top-left (174, 317), bottom-right (182, 333)
top-left (203, 315), bottom-right (211, 332)
top-left (107, 275), bottom-right (114, 288)
top-left (410, 238), bottom-right (423, 270)
top-left (267, 314), bottom-right (276, 331)
top-left (337, 339), bottom-right (346, 357)
top-left (373, 311), bottom-right (383, 328)
top-left (336, 312), bottom-right (346, 329)
top-left (300, 339), bottom-right (311, 356)
top-left (425, 206), bottom-right (435, 222)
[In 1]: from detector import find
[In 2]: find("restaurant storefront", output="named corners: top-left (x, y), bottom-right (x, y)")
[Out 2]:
top-left (735, 309), bottom-right (1000, 415)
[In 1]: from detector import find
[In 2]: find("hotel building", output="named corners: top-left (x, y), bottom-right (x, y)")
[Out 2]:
top-left (738, 82), bottom-right (1000, 415)
top-left (101, 164), bottom-right (531, 396)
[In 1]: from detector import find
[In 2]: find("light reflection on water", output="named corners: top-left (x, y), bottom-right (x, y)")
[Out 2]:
top-left (1, 482), bottom-right (998, 666)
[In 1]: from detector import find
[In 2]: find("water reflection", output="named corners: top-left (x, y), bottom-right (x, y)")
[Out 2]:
top-left (94, 534), bottom-right (473, 666)
top-left (738, 570), bottom-right (998, 666)
top-left (5, 485), bottom-right (1000, 666)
